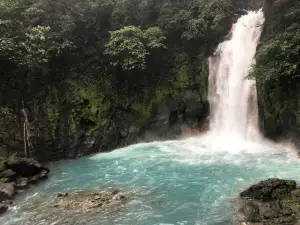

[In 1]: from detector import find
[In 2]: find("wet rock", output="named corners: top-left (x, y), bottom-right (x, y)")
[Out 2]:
top-left (57, 192), bottom-right (68, 198)
top-left (0, 169), bottom-right (17, 181)
top-left (0, 204), bottom-right (8, 214)
top-left (240, 202), bottom-right (260, 222)
top-left (278, 216), bottom-right (297, 224)
top-left (238, 179), bottom-right (300, 225)
top-left (0, 182), bottom-right (14, 200)
top-left (15, 177), bottom-right (28, 189)
top-left (4, 157), bottom-right (50, 177)
top-left (51, 189), bottom-right (128, 212)
top-left (240, 178), bottom-right (296, 201)
top-left (259, 202), bottom-right (281, 219)
top-left (290, 189), bottom-right (300, 200)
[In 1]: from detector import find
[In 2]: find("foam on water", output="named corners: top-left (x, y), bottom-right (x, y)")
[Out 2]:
top-left (0, 137), bottom-right (299, 225)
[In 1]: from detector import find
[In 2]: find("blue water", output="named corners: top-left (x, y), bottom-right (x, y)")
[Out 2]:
top-left (1, 136), bottom-right (299, 225)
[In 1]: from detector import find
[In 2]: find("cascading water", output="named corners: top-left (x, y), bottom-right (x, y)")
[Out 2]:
top-left (208, 10), bottom-right (265, 141)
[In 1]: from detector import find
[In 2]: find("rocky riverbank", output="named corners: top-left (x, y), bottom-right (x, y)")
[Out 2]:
top-left (1, 188), bottom-right (131, 224)
top-left (0, 157), bottom-right (50, 215)
top-left (238, 178), bottom-right (300, 225)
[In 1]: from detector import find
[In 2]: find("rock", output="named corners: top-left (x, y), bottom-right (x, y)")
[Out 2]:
top-left (259, 202), bottom-right (281, 219)
top-left (40, 170), bottom-right (49, 179)
top-left (240, 202), bottom-right (261, 222)
top-left (0, 178), bottom-right (9, 183)
top-left (51, 189), bottom-right (128, 212)
top-left (291, 189), bottom-right (300, 200)
top-left (57, 192), bottom-right (68, 198)
top-left (278, 216), bottom-right (297, 224)
top-left (15, 177), bottom-right (28, 189)
top-left (0, 169), bottom-right (17, 181)
top-left (4, 157), bottom-right (50, 177)
top-left (0, 182), bottom-right (14, 200)
top-left (240, 178), bottom-right (296, 201)
top-left (238, 179), bottom-right (300, 225)
top-left (0, 204), bottom-right (8, 214)
top-left (153, 104), bottom-right (170, 122)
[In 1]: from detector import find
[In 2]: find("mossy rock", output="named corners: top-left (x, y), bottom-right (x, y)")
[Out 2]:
top-left (291, 189), bottom-right (300, 199)
top-left (280, 200), bottom-right (300, 213)
top-left (0, 178), bottom-right (9, 183)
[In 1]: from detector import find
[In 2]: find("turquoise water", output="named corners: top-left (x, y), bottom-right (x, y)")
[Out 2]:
top-left (1, 135), bottom-right (300, 225)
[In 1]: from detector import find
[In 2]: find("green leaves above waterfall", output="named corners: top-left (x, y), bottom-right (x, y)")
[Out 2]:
top-left (1, 0), bottom-right (288, 158)
top-left (104, 26), bottom-right (166, 70)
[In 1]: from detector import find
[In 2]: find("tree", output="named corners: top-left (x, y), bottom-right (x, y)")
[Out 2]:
top-left (104, 26), bottom-right (166, 70)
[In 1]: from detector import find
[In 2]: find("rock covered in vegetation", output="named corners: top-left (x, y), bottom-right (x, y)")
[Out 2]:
top-left (238, 178), bottom-right (300, 225)
top-left (0, 169), bottom-right (17, 182)
top-left (240, 178), bottom-right (296, 201)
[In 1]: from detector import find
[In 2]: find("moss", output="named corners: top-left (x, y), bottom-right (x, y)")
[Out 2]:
top-left (73, 83), bottom-right (111, 131)
top-left (69, 115), bottom-right (77, 136)
top-left (280, 200), bottom-right (300, 213)
top-left (131, 102), bottom-right (151, 121)
top-left (0, 178), bottom-right (9, 183)
top-left (152, 89), bottom-right (169, 105)
top-left (173, 64), bottom-right (189, 90)
top-left (46, 103), bottom-right (60, 137)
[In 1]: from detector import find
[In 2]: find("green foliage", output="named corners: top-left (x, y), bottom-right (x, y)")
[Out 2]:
top-left (46, 104), bottom-right (60, 137)
top-left (74, 83), bottom-right (111, 130)
top-left (0, 107), bottom-right (11, 119)
top-left (131, 102), bottom-right (152, 121)
top-left (0, 0), bottom-right (242, 156)
top-left (250, 1), bottom-right (300, 132)
top-left (104, 26), bottom-right (166, 70)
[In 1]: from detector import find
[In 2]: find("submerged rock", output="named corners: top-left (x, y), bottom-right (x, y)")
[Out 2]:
top-left (51, 189), bottom-right (128, 212)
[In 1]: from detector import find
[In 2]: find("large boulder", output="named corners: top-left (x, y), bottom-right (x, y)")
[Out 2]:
top-left (240, 178), bottom-right (296, 201)
top-left (0, 182), bottom-right (14, 200)
top-left (238, 179), bottom-right (300, 224)
top-left (4, 157), bottom-right (50, 177)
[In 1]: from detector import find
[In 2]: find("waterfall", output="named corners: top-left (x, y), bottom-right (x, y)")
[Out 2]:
top-left (208, 10), bottom-right (265, 140)
top-left (21, 106), bottom-right (33, 158)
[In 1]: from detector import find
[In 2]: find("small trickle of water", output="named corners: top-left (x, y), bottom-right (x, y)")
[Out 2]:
top-left (208, 10), bottom-right (265, 141)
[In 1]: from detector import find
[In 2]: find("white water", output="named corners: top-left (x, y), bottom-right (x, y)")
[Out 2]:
top-left (208, 10), bottom-right (265, 141)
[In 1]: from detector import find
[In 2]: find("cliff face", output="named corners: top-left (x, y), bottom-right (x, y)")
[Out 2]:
top-left (255, 0), bottom-right (300, 145)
